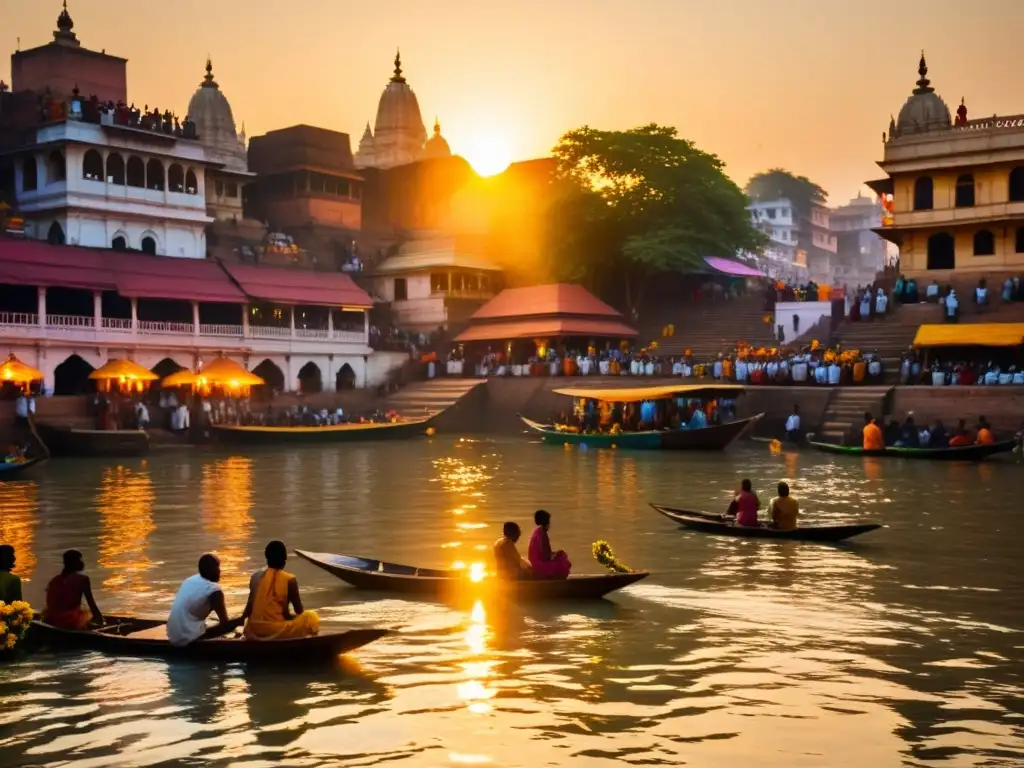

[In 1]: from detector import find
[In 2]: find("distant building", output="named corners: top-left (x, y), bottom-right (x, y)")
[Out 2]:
top-left (829, 193), bottom-right (887, 287)
top-left (868, 53), bottom-right (1024, 277)
top-left (746, 198), bottom-right (836, 284)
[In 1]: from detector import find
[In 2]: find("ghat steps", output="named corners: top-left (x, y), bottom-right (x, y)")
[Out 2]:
top-left (382, 378), bottom-right (484, 417)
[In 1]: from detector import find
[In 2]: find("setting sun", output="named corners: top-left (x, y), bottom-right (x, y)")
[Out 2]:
top-left (463, 137), bottom-right (512, 177)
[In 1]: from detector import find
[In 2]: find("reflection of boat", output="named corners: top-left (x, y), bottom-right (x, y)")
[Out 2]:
top-left (521, 384), bottom-right (761, 450)
top-left (296, 550), bottom-right (648, 600)
top-left (35, 425), bottom-right (149, 458)
top-left (30, 616), bottom-right (389, 663)
top-left (650, 504), bottom-right (882, 542)
top-left (211, 417), bottom-right (432, 445)
top-left (806, 435), bottom-right (1015, 461)
top-left (0, 455), bottom-right (47, 478)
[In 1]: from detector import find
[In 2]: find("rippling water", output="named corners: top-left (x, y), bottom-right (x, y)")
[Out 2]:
top-left (1, 439), bottom-right (1022, 767)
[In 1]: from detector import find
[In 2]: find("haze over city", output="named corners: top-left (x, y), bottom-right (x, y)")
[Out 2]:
top-left (4, 0), bottom-right (1024, 196)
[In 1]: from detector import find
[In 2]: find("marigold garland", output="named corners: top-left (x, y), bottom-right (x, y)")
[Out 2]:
top-left (591, 540), bottom-right (632, 573)
top-left (0, 600), bottom-right (34, 656)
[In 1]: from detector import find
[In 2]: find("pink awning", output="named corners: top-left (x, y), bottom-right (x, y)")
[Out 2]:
top-left (704, 257), bottom-right (767, 278)
top-left (470, 284), bottom-right (623, 321)
top-left (107, 252), bottom-right (246, 303)
top-left (222, 263), bottom-right (372, 308)
top-left (455, 318), bottom-right (638, 342)
top-left (0, 239), bottom-right (117, 291)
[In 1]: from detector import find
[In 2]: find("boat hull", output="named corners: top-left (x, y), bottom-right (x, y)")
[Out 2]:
top-left (36, 425), bottom-right (149, 458)
top-left (650, 504), bottom-right (882, 542)
top-left (296, 550), bottom-right (648, 600)
top-left (519, 414), bottom-right (762, 450)
top-left (29, 616), bottom-right (388, 663)
top-left (211, 418), bottom-right (432, 445)
top-left (807, 437), bottom-right (1015, 461)
top-left (0, 455), bottom-right (47, 478)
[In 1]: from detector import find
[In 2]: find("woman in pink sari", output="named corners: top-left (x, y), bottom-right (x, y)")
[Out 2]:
top-left (528, 510), bottom-right (572, 579)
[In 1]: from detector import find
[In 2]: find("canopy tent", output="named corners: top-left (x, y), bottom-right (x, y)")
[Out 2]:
top-left (0, 354), bottom-right (43, 384)
top-left (913, 323), bottom-right (1024, 348)
top-left (161, 370), bottom-right (203, 388)
top-left (89, 359), bottom-right (159, 382)
top-left (703, 257), bottom-right (767, 278)
top-left (553, 384), bottom-right (746, 403)
top-left (199, 358), bottom-right (264, 387)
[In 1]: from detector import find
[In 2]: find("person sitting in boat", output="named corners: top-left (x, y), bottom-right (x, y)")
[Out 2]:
top-left (493, 522), bottom-right (531, 580)
top-left (729, 479), bottom-right (761, 527)
top-left (0, 544), bottom-right (22, 603)
top-left (784, 405), bottom-right (802, 443)
top-left (43, 550), bottom-right (104, 630)
top-left (895, 415), bottom-right (920, 448)
top-left (167, 554), bottom-right (232, 647)
top-left (688, 402), bottom-right (707, 430)
top-left (883, 419), bottom-right (901, 447)
top-left (975, 417), bottom-right (995, 445)
top-left (243, 541), bottom-right (320, 640)
top-left (862, 413), bottom-right (884, 451)
top-left (767, 482), bottom-right (799, 531)
top-left (929, 420), bottom-right (949, 448)
top-left (528, 510), bottom-right (571, 579)
top-left (949, 419), bottom-right (972, 448)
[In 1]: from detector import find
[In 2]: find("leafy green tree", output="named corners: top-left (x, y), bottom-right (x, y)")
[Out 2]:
top-left (745, 169), bottom-right (828, 221)
top-left (548, 124), bottom-right (765, 314)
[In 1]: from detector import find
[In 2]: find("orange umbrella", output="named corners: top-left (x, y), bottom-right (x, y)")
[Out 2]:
top-left (89, 358), bottom-right (159, 382)
top-left (0, 353), bottom-right (43, 384)
top-left (199, 358), bottom-right (263, 387)
top-left (161, 369), bottom-right (202, 388)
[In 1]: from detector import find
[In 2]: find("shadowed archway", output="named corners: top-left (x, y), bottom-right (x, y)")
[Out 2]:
top-left (252, 359), bottom-right (285, 393)
top-left (336, 363), bottom-right (357, 391)
top-left (54, 354), bottom-right (95, 396)
top-left (297, 362), bottom-right (322, 394)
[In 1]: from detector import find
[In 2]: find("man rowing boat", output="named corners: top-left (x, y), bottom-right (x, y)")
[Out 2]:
top-left (167, 554), bottom-right (232, 647)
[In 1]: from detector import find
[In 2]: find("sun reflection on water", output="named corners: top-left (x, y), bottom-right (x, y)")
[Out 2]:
top-left (96, 464), bottom-right (155, 592)
top-left (0, 481), bottom-right (38, 578)
top-left (200, 456), bottom-right (254, 589)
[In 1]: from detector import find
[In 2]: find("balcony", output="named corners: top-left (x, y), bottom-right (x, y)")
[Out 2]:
top-left (889, 200), bottom-right (1024, 229)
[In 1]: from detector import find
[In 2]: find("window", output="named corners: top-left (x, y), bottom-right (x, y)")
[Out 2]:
top-left (126, 156), bottom-right (145, 188)
top-left (146, 159), bottom-right (165, 191)
top-left (955, 174), bottom-right (975, 208)
top-left (141, 236), bottom-right (157, 255)
top-left (913, 177), bottom-right (933, 210)
top-left (1016, 227), bottom-right (1024, 253)
top-left (430, 272), bottom-right (448, 293)
top-left (185, 169), bottom-right (198, 194)
top-left (168, 164), bottom-right (184, 193)
top-left (21, 157), bottom-right (37, 191)
top-left (973, 230), bottom-right (995, 256)
top-left (82, 149), bottom-right (104, 181)
top-left (47, 221), bottom-right (65, 245)
top-left (394, 278), bottom-right (407, 301)
top-left (1010, 168), bottom-right (1024, 202)
top-left (48, 150), bottom-right (66, 182)
top-left (767, 208), bottom-right (777, 219)
top-left (112, 235), bottom-right (127, 251)
top-left (107, 154), bottom-right (125, 185)
top-left (926, 232), bottom-right (955, 270)
top-left (215, 180), bottom-right (224, 196)
top-left (226, 182), bottom-right (238, 198)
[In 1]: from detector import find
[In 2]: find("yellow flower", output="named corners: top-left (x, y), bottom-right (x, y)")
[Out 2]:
top-left (5, 633), bottom-right (16, 649)
top-left (0, 621), bottom-right (6, 635)
top-left (0, 604), bottom-right (13, 617)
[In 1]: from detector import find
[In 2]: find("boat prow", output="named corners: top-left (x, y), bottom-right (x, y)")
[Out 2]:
top-left (296, 550), bottom-right (648, 600)
top-left (649, 503), bottom-right (882, 542)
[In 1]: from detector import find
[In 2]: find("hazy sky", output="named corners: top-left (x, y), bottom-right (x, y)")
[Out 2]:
top-left (4, 0), bottom-right (1024, 203)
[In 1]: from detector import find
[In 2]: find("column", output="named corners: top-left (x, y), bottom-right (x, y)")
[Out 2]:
top-left (289, 307), bottom-right (296, 338)
top-left (327, 308), bottom-right (334, 339)
top-left (242, 303), bottom-right (250, 338)
top-left (37, 286), bottom-right (46, 330)
top-left (92, 290), bottom-right (102, 328)
top-left (326, 354), bottom-right (336, 392)
top-left (192, 301), bottom-right (200, 336)
top-left (363, 310), bottom-right (369, 344)
top-left (130, 298), bottom-right (138, 333)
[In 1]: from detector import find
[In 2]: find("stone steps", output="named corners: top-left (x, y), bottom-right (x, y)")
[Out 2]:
top-left (383, 379), bottom-right (484, 417)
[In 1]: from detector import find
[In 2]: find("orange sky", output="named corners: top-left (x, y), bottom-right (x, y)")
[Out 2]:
top-left (4, 0), bottom-right (1024, 205)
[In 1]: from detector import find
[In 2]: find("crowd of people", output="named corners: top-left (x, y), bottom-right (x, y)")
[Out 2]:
top-left (859, 412), bottom-right (997, 449)
top-left (898, 352), bottom-right (1024, 386)
top-left (555, 395), bottom-right (736, 435)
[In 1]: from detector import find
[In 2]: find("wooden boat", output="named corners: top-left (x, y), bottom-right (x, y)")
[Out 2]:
top-left (211, 417), bottom-right (433, 445)
top-left (520, 383), bottom-right (761, 450)
top-left (806, 435), bottom-right (1015, 461)
top-left (650, 503), bottom-right (882, 542)
top-left (0, 455), bottom-right (46, 478)
top-left (296, 550), bottom-right (648, 600)
top-left (35, 424), bottom-right (150, 458)
top-left (29, 615), bottom-right (389, 663)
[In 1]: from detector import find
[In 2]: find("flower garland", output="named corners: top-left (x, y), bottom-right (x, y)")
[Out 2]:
top-left (0, 600), bottom-right (33, 655)
top-left (591, 540), bottom-right (633, 573)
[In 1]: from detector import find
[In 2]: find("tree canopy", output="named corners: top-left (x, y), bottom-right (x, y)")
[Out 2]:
top-left (546, 124), bottom-right (765, 314)
top-left (745, 169), bottom-right (828, 221)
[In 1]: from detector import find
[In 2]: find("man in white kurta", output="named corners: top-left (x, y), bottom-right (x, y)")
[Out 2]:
top-left (167, 554), bottom-right (231, 647)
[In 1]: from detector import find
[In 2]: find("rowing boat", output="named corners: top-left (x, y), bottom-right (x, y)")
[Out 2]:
top-left (0, 455), bottom-right (46, 478)
top-left (806, 436), bottom-right (1015, 461)
top-left (519, 414), bottom-right (762, 450)
top-left (211, 417), bottom-right (432, 445)
top-left (649, 503), bottom-right (882, 542)
top-left (35, 425), bottom-right (150, 458)
top-left (296, 550), bottom-right (648, 600)
top-left (29, 616), bottom-right (389, 662)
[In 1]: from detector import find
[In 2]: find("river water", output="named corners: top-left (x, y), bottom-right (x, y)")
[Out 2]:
top-left (1, 439), bottom-right (1022, 767)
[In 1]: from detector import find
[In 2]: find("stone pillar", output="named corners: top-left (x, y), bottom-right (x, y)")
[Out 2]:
top-left (92, 290), bottom-right (102, 328)
top-left (363, 310), bottom-right (369, 344)
top-left (130, 298), bottom-right (138, 333)
top-left (192, 301), bottom-right (200, 336)
top-left (37, 287), bottom-right (46, 329)
top-left (285, 355), bottom-right (295, 391)
top-left (327, 308), bottom-right (334, 338)
top-left (242, 304), bottom-right (250, 337)
top-left (289, 306), bottom-right (296, 338)
top-left (326, 354), bottom-right (335, 392)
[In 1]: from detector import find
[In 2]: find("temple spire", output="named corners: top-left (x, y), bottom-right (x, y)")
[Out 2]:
top-left (390, 48), bottom-right (406, 83)
top-left (53, 0), bottom-right (79, 46)
top-left (203, 56), bottom-right (218, 88)
top-left (913, 50), bottom-right (934, 95)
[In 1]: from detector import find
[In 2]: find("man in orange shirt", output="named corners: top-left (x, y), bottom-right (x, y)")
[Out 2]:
top-left (975, 416), bottom-right (995, 445)
top-left (862, 412), bottom-right (884, 450)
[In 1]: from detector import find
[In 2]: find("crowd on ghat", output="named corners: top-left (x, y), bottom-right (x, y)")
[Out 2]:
top-left (41, 91), bottom-right (199, 139)
top-left (555, 394), bottom-right (737, 435)
top-left (897, 350), bottom-right (1024, 386)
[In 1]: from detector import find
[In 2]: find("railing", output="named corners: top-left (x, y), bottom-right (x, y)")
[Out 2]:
top-left (249, 325), bottom-right (292, 338)
top-left (138, 320), bottom-right (194, 335)
top-left (0, 311), bottom-right (38, 326)
top-left (295, 328), bottom-right (329, 339)
top-left (333, 330), bottom-right (366, 343)
top-left (200, 323), bottom-right (243, 337)
top-left (48, 314), bottom-right (95, 328)
top-left (101, 317), bottom-right (132, 331)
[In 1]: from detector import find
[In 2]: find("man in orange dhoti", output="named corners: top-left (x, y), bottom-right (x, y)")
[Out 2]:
top-left (243, 541), bottom-right (319, 640)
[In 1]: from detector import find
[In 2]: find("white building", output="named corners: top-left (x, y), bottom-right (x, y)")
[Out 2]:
top-left (829, 193), bottom-right (888, 287)
top-left (745, 198), bottom-right (838, 284)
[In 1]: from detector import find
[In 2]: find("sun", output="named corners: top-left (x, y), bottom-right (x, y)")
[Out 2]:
top-left (464, 137), bottom-right (511, 177)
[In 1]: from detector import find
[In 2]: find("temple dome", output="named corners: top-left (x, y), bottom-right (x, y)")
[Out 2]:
top-left (422, 118), bottom-right (451, 160)
top-left (356, 51), bottom-right (428, 169)
top-left (895, 53), bottom-right (951, 137)
top-left (187, 58), bottom-right (247, 171)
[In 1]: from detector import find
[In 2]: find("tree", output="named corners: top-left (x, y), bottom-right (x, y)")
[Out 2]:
top-left (745, 169), bottom-right (828, 222)
top-left (548, 124), bottom-right (765, 314)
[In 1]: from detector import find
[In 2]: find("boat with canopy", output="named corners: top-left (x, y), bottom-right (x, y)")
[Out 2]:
top-left (520, 384), bottom-right (761, 450)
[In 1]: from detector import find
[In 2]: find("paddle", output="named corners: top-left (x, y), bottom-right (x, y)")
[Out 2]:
top-left (200, 616), bottom-right (246, 640)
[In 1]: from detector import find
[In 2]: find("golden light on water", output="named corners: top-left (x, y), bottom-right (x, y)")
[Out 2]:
top-left (0, 481), bottom-right (38, 578)
top-left (468, 562), bottom-right (486, 582)
top-left (449, 753), bottom-right (492, 765)
top-left (97, 465), bottom-right (155, 592)
top-left (201, 456), bottom-right (254, 589)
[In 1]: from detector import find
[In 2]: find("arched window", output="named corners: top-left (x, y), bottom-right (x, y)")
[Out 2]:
top-left (1010, 168), bottom-right (1024, 202)
top-left (47, 221), bottom-right (66, 245)
top-left (107, 154), bottom-right (125, 185)
top-left (297, 362), bottom-right (323, 394)
top-left (955, 174), bottom-right (975, 208)
top-left (48, 150), bottom-right (66, 182)
top-left (973, 230), bottom-right (995, 256)
top-left (168, 164), bottom-right (184, 193)
top-left (1017, 227), bottom-right (1024, 253)
top-left (141, 235), bottom-right (157, 255)
top-left (53, 354), bottom-right (96, 396)
top-left (336, 363), bottom-right (357, 390)
top-left (252, 359), bottom-right (285, 391)
top-left (82, 149), bottom-right (104, 181)
top-left (126, 156), bottom-right (145, 188)
top-left (146, 159), bottom-right (165, 191)
top-left (185, 169), bottom-right (198, 195)
top-left (913, 177), bottom-right (933, 211)
top-left (22, 157), bottom-right (38, 191)
top-left (927, 232), bottom-right (955, 271)
top-left (112, 234), bottom-right (128, 251)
